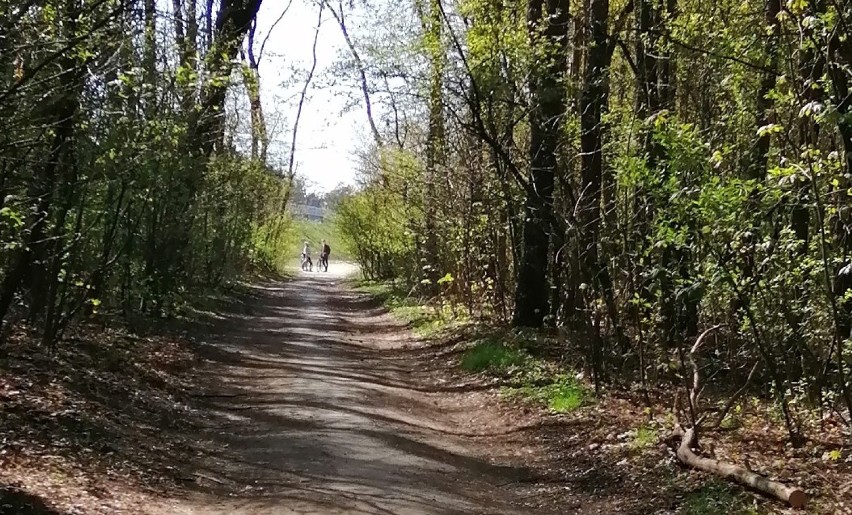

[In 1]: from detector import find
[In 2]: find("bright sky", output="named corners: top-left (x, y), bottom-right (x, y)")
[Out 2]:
top-left (253, 0), bottom-right (367, 193)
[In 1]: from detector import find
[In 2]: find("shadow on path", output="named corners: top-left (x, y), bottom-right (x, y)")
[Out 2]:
top-left (0, 486), bottom-right (65, 515)
top-left (160, 271), bottom-right (541, 515)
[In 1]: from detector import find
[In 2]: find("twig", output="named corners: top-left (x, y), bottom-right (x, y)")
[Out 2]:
top-left (712, 360), bottom-right (761, 430)
top-left (192, 472), bottom-right (227, 485)
top-left (191, 393), bottom-right (244, 398)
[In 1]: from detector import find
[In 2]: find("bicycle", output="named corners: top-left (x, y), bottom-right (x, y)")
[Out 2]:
top-left (301, 254), bottom-right (313, 271)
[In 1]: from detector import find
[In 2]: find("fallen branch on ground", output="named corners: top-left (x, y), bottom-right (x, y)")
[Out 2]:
top-left (674, 325), bottom-right (808, 509)
top-left (677, 428), bottom-right (807, 508)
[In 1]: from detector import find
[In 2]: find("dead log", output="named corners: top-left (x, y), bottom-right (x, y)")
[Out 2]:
top-left (676, 325), bottom-right (807, 509)
top-left (677, 427), bottom-right (807, 508)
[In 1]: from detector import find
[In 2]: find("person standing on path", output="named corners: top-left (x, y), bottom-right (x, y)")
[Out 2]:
top-left (301, 241), bottom-right (312, 271)
top-left (320, 239), bottom-right (331, 272)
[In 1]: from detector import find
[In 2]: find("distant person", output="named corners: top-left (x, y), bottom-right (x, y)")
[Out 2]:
top-left (301, 241), bottom-right (312, 271)
top-left (319, 239), bottom-right (331, 272)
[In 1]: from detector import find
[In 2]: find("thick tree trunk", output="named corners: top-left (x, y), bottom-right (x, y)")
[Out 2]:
top-left (513, 0), bottom-right (569, 328)
top-left (198, 0), bottom-right (264, 156)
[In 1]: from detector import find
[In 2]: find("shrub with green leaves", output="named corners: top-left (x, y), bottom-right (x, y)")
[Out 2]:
top-left (335, 176), bottom-right (418, 282)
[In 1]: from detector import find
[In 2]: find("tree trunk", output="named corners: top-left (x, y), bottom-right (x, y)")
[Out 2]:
top-left (513, 0), bottom-right (570, 328)
top-left (577, 0), bottom-right (611, 380)
top-left (743, 0), bottom-right (781, 181)
top-left (198, 0), bottom-right (265, 156)
top-left (326, 0), bottom-right (383, 148)
top-left (0, 0), bottom-right (82, 329)
top-left (421, 0), bottom-right (445, 295)
top-left (242, 18), bottom-right (269, 163)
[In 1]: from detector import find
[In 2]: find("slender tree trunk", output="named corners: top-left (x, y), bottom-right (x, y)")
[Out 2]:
top-left (242, 18), bottom-right (269, 163)
top-left (282, 4), bottom-right (322, 210)
top-left (326, 0), bottom-right (383, 148)
top-left (732, 0), bottom-right (781, 350)
top-left (744, 0), bottom-right (781, 181)
top-left (421, 0), bottom-right (445, 295)
top-left (578, 0), bottom-right (622, 381)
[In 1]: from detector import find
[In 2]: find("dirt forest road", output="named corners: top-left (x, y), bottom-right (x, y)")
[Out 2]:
top-left (156, 264), bottom-right (544, 515)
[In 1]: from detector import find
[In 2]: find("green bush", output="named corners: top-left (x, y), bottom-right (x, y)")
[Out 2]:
top-left (334, 149), bottom-right (420, 282)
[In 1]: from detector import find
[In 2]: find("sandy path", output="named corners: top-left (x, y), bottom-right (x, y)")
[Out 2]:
top-left (154, 264), bottom-right (533, 515)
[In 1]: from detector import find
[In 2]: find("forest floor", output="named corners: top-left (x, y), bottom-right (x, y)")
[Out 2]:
top-left (0, 264), bottom-right (848, 514)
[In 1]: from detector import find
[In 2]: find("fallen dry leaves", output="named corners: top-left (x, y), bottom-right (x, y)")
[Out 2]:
top-left (0, 323), bottom-right (200, 515)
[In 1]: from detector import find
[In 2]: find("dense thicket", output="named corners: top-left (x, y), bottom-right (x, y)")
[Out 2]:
top-left (0, 0), bottom-right (289, 344)
top-left (334, 0), bottom-right (852, 437)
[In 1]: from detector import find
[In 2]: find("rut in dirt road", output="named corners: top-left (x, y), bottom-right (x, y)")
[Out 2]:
top-left (159, 267), bottom-right (541, 515)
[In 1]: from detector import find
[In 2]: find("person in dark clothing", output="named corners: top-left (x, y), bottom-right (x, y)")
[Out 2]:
top-left (319, 239), bottom-right (331, 272)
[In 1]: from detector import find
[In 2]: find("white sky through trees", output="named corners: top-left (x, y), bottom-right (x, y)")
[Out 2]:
top-left (252, 0), bottom-right (365, 193)
top-left (157, 0), bottom-right (383, 192)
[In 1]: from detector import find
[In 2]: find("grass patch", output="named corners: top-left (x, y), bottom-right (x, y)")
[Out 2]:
top-left (395, 305), bottom-right (446, 336)
top-left (357, 287), bottom-right (592, 413)
top-left (546, 381), bottom-right (586, 412)
top-left (461, 330), bottom-right (593, 413)
top-left (505, 376), bottom-right (588, 413)
top-left (630, 425), bottom-right (659, 449)
top-left (461, 341), bottom-right (530, 373)
top-left (356, 280), bottom-right (458, 337)
top-left (680, 482), bottom-right (757, 515)
top-left (357, 281), bottom-right (405, 303)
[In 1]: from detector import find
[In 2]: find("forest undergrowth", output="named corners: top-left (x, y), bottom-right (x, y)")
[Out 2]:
top-left (360, 280), bottom-right (852, 513)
